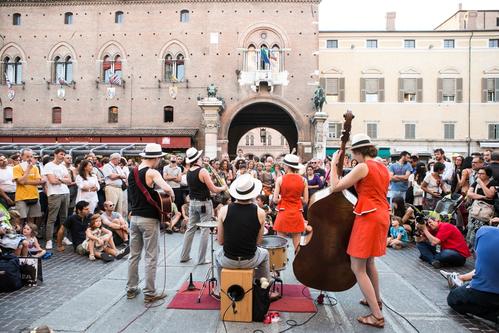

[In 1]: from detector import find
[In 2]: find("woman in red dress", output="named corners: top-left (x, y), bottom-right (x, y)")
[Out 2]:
top-left (273, 154), bottom-right (309, 250)
top-left (330, 134), bottom-right (390, 329)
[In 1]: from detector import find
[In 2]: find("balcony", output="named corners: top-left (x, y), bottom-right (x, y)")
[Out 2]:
top-left (238, 70), bottom-right (289, 87)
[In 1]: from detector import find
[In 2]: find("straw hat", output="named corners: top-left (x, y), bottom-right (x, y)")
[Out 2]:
top-left (139, 143), bottom-right (166, 158)
top-left (185, 147), bottom-right (203, 164)
top-left (229, 173), bottom-right (263, 201)
top-left (281, 154), bottom-right (304, 170)
top-left (350, 133), bottom-right (375, 149)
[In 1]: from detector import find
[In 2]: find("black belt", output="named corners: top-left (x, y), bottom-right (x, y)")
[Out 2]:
top-left (224, 253), bottom-right (254, 261)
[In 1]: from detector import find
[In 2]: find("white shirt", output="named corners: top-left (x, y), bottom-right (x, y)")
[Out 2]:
top-left (163, 165), bottom-right (181, 188)
top-left (42, 161), bottom-right (70, 196)
top-left (0, 166), bottom-right (16, 193)
top-left (103, 162), bottom-right (124, 187)
top-left (75, 174), bottom-right (100, 204)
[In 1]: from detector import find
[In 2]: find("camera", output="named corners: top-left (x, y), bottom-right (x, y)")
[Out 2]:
top-left (415, 213), bottom-right (426, 225)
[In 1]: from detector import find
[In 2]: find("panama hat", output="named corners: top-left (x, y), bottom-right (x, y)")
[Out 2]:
top-left (139, 143), bottom-right (166, 158)
top-left (185, 147), bottom-right (203, 164)
top-left (229, 173), bottom-right (263, 201)
top-left (350, 133), bottom-right (375, 149)
top-left (282, 154), bottom-right (304, 170)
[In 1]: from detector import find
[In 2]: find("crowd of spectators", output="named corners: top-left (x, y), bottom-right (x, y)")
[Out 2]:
top-left (0, 145), bottom-right (498, 325)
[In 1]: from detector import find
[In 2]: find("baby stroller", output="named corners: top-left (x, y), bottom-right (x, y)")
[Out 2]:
top-left (425, 193), bottom-right (465, 226)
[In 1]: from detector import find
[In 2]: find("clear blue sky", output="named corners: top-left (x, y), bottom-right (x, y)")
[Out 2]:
top-left (319, 0), bottom-right (499, 31)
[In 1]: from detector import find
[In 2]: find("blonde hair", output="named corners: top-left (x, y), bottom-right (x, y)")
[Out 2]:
top-left (89, 214), bottom-right (102, 229)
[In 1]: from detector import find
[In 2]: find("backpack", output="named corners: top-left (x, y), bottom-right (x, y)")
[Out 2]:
top-left (0, 254), bottom-right (23, 292)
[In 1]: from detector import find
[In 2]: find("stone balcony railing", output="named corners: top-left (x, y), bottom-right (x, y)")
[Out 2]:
top-left (238, 70), bottom-right (289, 87)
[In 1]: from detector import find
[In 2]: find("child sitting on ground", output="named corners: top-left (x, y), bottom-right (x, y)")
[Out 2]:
top-left (82, 214), bottom-right (127, 262)
top-left (387, 216), bottom-right (409, 250)
top-left (23, 223), bottom-right (46, 258)
top-left (0, 209), bottom-right (29, 256)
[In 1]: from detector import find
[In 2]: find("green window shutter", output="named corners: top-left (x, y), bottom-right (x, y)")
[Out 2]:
top-left (360, 78), bottom-right (366, 102)
top-left (481, 78), bottom-right (488, 103)
top-left (338, 78), bottom-right (345, 102)
top-left (437, 78), bottom-right (443, 103)
top-left (417, 78), bottom-right (423, 103)
top-left (456, 78), bottom-right (463, 103)
top-left (398, 78), bottom-right (404, 103)
top-left (378, 78), bottom-right (385, 102)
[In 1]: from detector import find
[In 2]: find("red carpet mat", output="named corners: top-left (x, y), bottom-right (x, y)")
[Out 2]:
top-left (167, 281), bottom-right (317, 313)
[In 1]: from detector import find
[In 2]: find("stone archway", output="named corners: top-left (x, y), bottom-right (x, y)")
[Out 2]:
top-left (225, 102), bottom-right (298, 157)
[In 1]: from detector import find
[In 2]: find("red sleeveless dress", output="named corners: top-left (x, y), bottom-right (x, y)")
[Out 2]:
top-left (347, 160), bottom-right (390, 258)
top-left (273, 173), bottom-right (305, 233)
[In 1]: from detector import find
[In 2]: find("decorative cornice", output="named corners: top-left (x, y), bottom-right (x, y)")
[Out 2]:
top-left (0, 0), bottom-right (321, 7)
top-left (0, 127), bottom-right (198, 137)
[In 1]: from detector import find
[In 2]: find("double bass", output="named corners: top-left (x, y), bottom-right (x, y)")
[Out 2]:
top-left (293, 111), bottom-right (357, 291)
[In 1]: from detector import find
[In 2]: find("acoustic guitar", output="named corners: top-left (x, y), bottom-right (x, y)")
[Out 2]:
top-left (156, 190), bottom-right (173, 225)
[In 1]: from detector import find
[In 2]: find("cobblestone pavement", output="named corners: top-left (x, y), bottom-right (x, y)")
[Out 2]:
top-left (1, 237), bottom-right (498, 333)
top-left (0, 246), bottom-right (124, 333)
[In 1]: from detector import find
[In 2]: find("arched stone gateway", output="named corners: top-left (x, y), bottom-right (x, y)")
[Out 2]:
top-left (218, 96), bottom-right (312, 159)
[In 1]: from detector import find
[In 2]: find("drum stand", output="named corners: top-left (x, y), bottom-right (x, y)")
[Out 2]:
top-left (271, 269), bottom-right (284, 297)
top-left (198, 226), bottom-right (217, 303)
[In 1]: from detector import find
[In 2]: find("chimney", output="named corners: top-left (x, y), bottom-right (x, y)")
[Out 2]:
top-left (386, 12), bottom-right (396, 31)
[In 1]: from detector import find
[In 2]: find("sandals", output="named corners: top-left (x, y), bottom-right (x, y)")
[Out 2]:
top-left (357, 313), bottom-right (384, 328)
top-left (360, 299), bottom-right (383, 310)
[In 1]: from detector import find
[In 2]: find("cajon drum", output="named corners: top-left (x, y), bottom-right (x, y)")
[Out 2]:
top-left (220, 268), bottom-right (253, 322)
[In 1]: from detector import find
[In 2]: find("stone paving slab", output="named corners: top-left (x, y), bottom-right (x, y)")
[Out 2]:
top-left (2, 231), bottom-right (498, 333)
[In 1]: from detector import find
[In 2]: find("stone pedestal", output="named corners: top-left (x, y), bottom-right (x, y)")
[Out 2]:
top-left (312, 111), bottom-right (328, 160)
top-left (198, 97), bottom-right (224, 160)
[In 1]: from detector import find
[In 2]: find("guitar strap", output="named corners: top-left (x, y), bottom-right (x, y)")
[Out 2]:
top-left (133, 167), bottom-right (170, 218)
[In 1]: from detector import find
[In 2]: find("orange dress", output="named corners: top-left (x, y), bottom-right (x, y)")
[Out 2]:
top-left (273, 173), bottom-right (305, 233)
top-left (347, 160), bottom-right (390, 258)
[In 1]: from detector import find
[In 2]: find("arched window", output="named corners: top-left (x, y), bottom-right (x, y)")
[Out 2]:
top-left (245, 135), bottom-right (250, 146)
top-left (258, 44), bottom-right (273, 70)
top-left (267, 135), bottom-right (272, 146)
top-left (115, 11), bottom-right (124, 24)
top-left (103, 55), bottom-right (122, 83)
top-left (250, 135), bottom-right (254, 146)
top-left (3, 56), bottom-right (23, 85)
top-left (13, 13), bottom-right (21, 26)
top-left (52, 107), bottom-right (62, 124)
top-left (247, 44), bottom-right (257, 72)
top-left (54, 56), bottom-right (73, 83)
top-left (164, 53), bottom-right (185, 82)
top-left (271, 44), bottom-right (280, 72)
top-left (164, 106), bottom-right (174, 122)
top-left (3, 107), bottom-right (13, 124)
top-left (280, 135), bottom-right (285, 146)
top-left (180, 10), bottom-right (189, 23)
top-left (176, 54), bottom-right (185, 81)
top-left (108, 106), bottom-right (118, 123)
top-left (64, 12), bottom-right (73, 24)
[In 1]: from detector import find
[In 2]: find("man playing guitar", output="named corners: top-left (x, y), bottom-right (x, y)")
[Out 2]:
top-left (126, 143), bottom-right (175, 304)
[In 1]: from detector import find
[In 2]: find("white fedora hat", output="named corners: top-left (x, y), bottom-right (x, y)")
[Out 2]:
top-left (350, 133), bottom-right (375, 149)
top-left (229, 173), bottom-right (263, 201)
top-left (282, 154), bottom-right (304, 170)
top-left (139, 143), bottom-right (166, 158)
top-left (185, 147), bottom-right (203, 164)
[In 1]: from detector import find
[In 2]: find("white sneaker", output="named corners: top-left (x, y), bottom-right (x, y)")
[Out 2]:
top-left (62, 237), bottom-right (73, 246)
top-left (448, 272), bottom-right (463, 289)
top-left (439, 270), bottom-right (452, 280)
top-left (46, 240), bottom-right (53, 250)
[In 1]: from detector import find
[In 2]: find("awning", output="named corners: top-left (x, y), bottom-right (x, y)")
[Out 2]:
top-left (326, 147), bottom-right (391, 159)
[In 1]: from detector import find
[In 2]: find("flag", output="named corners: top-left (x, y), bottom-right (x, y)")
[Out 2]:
top-left (5, 73), bottom-right (12, 89)
top-left (107, 87), bottom-right (116, 99)
top-left (260, 47), bottom-right (270, 65)
top-left (269, 49), bottom-right (277, 61)
top-left (8, 89), bottom-right (15, 101)
top-left (57, 77), bottom-right (69, 86)
top-left (109, 73), bottom-right (122, 86)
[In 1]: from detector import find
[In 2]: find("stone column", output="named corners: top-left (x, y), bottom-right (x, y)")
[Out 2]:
top-left (312, 111), bottom-right (328, 160)
top-left (198, 97), bottom-right (224, 160)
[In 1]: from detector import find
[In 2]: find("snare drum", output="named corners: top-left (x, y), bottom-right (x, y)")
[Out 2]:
top-left (260, 235), bottom-right (288, 271)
